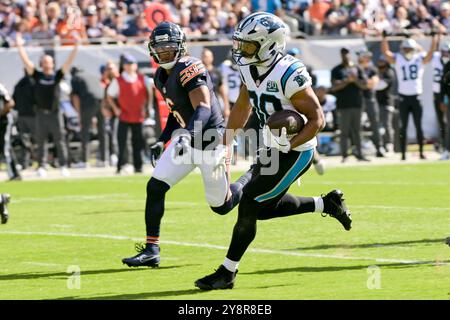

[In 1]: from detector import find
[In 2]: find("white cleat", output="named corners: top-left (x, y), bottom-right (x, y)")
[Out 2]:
top-left (440, 151), bottom-right (449, 161)
top-left (314, 159), bottom-right (325, 175)
top-left (37, 167), bottom-right (47, 178)
top-left (72, 162), bottom-right (88, 169)
top-left (61, 167), bottom-right (71, 177)
top-left (110, 154), bottom-right (118, 166)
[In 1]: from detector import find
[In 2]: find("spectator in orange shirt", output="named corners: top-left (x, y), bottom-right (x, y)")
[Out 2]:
top-left (56, 6), bottom-right (87, 45)
top-left (308, 0), bottom-right (331, 23)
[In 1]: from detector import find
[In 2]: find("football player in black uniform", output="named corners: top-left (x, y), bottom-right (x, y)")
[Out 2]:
top-left (122, 22), bottom-right (251, 268)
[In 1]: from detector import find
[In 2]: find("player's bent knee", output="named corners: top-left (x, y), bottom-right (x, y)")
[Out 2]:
top-left (147, 177), bottom-right (170, 200)
top-left (210, 201), bottom-right (232, 215)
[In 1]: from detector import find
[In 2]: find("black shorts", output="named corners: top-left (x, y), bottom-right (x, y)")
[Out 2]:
top-left (243, 148), bottom-right (314, 205)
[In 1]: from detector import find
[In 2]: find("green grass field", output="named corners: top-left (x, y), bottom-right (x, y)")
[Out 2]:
top-left (0, 162), bottom-right (449, 300)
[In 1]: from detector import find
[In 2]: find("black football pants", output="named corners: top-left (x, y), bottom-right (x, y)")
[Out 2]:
top-left (117, 120), bottom-right (144, 172)
top-left (398, 94), bottom-right (424, 156)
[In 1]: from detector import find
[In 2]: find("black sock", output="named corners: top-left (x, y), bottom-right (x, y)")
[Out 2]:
top-left (145, 178), bottom-right (170, 240)
top-left (258, 194), bottom-right (315, 220)
top-left (231, 168), bottom-right (254, 207)
top-left (226, 194), bottom-right (259, 261)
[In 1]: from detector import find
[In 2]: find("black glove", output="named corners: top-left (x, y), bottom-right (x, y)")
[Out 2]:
top-left (150, 141), bottom-right (164, 168)
top-left (174, 134), bottom-right (191, 158)
top-left (382, 30), bottom-right (389, 38)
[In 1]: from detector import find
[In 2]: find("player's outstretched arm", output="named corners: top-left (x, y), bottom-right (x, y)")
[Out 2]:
top-left (61, 39), bottom-right (80, 75)
top-left (423, 33), bottom-right (439, 64)
top-left (16, 33), bottom-right (34, 75)
top-left (223, 84), bottom-right (253, 145)
top-left (381, 32), bottom-right (396, 65)
top-left (289, 86), bottom-right (325, 149)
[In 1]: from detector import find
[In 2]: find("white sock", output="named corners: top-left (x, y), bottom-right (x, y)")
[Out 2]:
top-left (313, 197), bottom-right (324, 213)
top-left (222, 257), bottom-right (239, 272)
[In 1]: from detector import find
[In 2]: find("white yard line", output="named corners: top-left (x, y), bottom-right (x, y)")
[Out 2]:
top-left (1, 230), bottom-right (447, 266)
top-left (308, 180), bottom-right (450, 186)
top-left (12, 195), bottom-right (449, 212)
top-left (22, 262), bottom-right (64, 267)
top-left (351, 205), bottom-right (450, 212)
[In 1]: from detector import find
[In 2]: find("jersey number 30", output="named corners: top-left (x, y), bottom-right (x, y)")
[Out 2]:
top-left (248, 91), bottom-right (282, 123)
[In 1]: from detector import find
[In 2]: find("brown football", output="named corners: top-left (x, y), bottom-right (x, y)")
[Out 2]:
top-left (266, 110), bottom-right (305, 137)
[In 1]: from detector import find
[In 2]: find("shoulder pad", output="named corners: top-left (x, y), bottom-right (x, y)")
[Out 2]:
top-left (283, 63), bottom-right (311, 99)
top-left (176, 57), bottom-right (207, 87)
top-left (281, 59), bottom-right (307, 94)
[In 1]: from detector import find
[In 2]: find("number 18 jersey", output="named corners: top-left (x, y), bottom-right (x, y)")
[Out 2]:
top-left (239, 54), bottom-right (317, 151)
top-left (394, 52), bottom-right (426, 96)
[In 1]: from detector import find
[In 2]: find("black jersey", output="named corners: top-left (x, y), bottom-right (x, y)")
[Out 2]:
top-left (154, 56), bottom-right (224, 136)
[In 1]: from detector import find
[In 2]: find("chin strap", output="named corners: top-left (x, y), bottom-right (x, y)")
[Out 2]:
top-left (256, 53), bottom-right (282, 73)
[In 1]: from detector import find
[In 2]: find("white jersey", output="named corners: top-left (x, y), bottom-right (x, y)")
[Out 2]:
top-left (394, 52), bottom-right (426, 95)
top-left (220, 60), bottom-right (241, 104)
top-left (431, 51), bottom-right (443, 93)
top-left (239, 55), bottom-right (317, 152)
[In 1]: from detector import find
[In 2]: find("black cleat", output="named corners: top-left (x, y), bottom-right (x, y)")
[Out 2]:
top-left (195, 265), bottom-right (237, 290)
top-left (1, 194), bottom-right (11, 224)
top-left (122, 243), bottom-right (160, 268)
top-left (321, 190), bottom-right (352, 231)
top-left (446, 237), bottom-right (450, 247)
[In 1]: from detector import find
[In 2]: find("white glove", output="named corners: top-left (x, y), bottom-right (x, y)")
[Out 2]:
top-left (262, 125), bottom-right (291, 153)
top-left (174, 134), bottom-right (191, 158)
top-left (208, 144), bottom-right (230, 180)
top-left (212, 144), bottom-right (229, 169)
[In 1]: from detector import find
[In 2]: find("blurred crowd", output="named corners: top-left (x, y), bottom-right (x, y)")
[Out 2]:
top-left (0, 0), bottom-right (253, 46)
top-left (3, 0), bottom-right (450, 48)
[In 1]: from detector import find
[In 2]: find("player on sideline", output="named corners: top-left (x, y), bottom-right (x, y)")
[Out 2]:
top-left (0, 193), bottom-right (11, 224)
top-left (381, 31), bottom-right (438, 160)
top-left (122, 22), bottom-right (251, 268)
top-left (195, 12), bottom-right (352, 290)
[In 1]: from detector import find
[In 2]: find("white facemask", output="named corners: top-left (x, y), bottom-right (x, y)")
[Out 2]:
top-left (403, 51), bottom-right (414, 60)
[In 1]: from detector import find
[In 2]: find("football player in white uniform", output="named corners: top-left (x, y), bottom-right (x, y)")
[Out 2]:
top-left (381, 32), bottom-right (438, 160)
top-left (195, 12), bottom-right (352, 290)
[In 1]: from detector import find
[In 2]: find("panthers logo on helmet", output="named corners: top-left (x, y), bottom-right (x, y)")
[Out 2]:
top-left (259, 16), bottom-right (283, 33)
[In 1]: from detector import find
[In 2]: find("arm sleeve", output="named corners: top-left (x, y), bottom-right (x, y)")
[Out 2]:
top-left (159, 113), bottom-right (181, 143)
